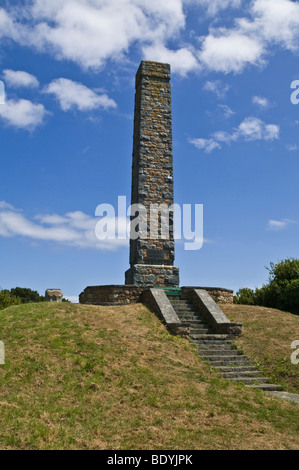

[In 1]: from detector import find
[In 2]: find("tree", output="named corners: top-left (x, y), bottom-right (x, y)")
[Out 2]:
top-left (235, 258), bottom-right (299, 314)
top-left (10, 287), bottom-right (45, 304)
top-left (234, 288), bottom-right (255, 305)
top-left (0, 290), bottom-right (21, 310)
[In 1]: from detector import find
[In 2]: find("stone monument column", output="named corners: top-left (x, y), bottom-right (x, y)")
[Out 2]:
top-left (125, 61), bottom-right (180, 287)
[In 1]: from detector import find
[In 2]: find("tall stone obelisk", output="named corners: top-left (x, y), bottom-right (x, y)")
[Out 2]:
top-left (125, 61), bottom-right (180, 287)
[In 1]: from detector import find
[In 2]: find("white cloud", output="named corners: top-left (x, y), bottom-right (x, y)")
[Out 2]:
top-left (43, 78), bottom-right (116, 111)
top-left (286, 144), bottom-right (298, 151)
top-left (236, 117), bottom-right (279, 141)
top-left (267, 218), bottom-right (297, 231)
top-left (0, 202), bottom-right (129, 251)
top-left (1, 0), bottom-right (299, 77)
top-left (199, 30), bottom-right (265, 74)
top-left (190, 116), bottom-right (279, 152)
top-left (197, 0), bottom-right (299, 74)
top-left (2, 69), bottom-right (39, 88)
top-left (0, 201), bottom-right (16, 210)
top-left (218, 104), bottom-right (235, 118)
top-left (203, 80), bottom-right (230, 99)
top-left (0, 1), bottom-right (187, 71)
top-left (252, 95), bottom-right (270, 109)
top-left (189, 137), bottom-right (221, 153)
top-left (251, 0), bottom-right (299, 51)
top-left (142, 43), bottom-right (199, 76)
top-left (0, 98), bottom-right (47, 130)
top-left (64, 295), bottom-right (79, 303)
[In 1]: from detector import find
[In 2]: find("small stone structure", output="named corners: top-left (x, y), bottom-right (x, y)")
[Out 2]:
top-left (45, 289), bottom-right (63, 302)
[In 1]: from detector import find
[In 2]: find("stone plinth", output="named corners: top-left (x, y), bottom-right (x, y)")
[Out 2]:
top-left (125, 264), bottom-right (179, 287)
top-left (79, 285), bottom-right (233, 306)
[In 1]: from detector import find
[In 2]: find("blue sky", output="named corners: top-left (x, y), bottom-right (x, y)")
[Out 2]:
top-left (0, 0), bottom-right (299, 301)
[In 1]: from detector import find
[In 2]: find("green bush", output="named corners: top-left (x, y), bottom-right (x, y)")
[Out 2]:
top-left (234, 258), bottom-right (299, 314)
top-left (234, 288), bottom-right (255, 305)
top-left (0, 287), bottom-right (45, 311)
top-left (10, 287), bottom-right (45, 304)
top-left (0, 290), bottom-right (22, 310)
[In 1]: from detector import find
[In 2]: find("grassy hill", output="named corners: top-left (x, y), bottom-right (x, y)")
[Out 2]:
top-left (0, 302), bottom-right (298, 450)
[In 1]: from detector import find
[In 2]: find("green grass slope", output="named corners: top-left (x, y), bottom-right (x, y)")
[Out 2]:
top-left (0, 302), bottom-right (298, 450)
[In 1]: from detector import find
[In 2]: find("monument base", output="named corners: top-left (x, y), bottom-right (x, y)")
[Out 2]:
top-left (125, 264), bottom-right (180, 287)
top-left (79, 285), bottom-right (234, 306)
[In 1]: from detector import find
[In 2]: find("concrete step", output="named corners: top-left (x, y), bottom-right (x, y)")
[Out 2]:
top-left (198, 349), bottom-right (243, 357)
top-left (172, 305), bottom-right (196, 311)
top-left (190, 329), bottom-right (211, 335)
top-left (189, 330), bottom-right (210, 337)
top-left (228, 377), bottom-right (269, 385)
top-left (186, 323), bottom-right (207, 329)
top-left (214, 365), bottom-right (258, 373)
top-left (247, 384), bottom-right (283, 392)
top-left (201, 357), bottom-right (253, 366)
top-left (193, 340), bottom-right (240, 351)
top-left (222, 370), bottom-right (264, 378)
top-left (177, 313), bottom-right (200, 318)
top-left (196, 340), bottom-right (233, 346)
top-left (194, 334), bottom-right (230, 340)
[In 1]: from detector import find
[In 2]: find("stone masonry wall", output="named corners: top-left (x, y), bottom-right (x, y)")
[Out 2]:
top-left (79, 286), bottom-right (145, 305)
top-left (181, 287), bottom-right (234, 305)
top-left (79, 285), bottom-right (233, 306)
top-left (125, 61), bottom-right (179, 287)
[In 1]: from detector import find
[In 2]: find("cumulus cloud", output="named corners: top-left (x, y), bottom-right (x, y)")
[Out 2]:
top-left (0, 1), bottom-right (187, 71)
top-left (199, 30), bottom-right (265, 74)
top-left (198, 0), bottom-right (299, 74)
top-left (43, 78), bottom-right (117, 111)
top-left (142, 43), bottom-right (199, 76)
top-left (0, 202), bottom-right (129, 251)
top-left (0, 0), bottom-right (299, 76)
top-left (0, 98), bottom-right (47, 130)
top-left (190, 116), bottom-right (279, 153)
top-left (2, 69), bottom-right (39, 88)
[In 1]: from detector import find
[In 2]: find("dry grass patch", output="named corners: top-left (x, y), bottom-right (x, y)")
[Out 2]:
top-left (0, 302), bottom-right (298, 450)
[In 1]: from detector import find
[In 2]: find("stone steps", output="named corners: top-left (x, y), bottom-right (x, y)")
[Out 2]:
top-left (171, 298), bottom-right (282, 393)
